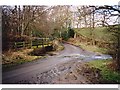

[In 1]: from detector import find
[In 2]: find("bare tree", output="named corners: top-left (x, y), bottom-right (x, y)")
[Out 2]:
top-left (91, 5), bottom-right (120, 70)
top-left (47, 5), bottom-right (72, 38)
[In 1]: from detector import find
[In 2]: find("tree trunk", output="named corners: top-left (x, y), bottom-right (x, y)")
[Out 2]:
top-left (92, 8), bottom-right (95, 45)
top-left (117, 34), bottom-right (120, 70)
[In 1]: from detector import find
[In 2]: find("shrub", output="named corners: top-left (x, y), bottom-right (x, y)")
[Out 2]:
top-left (30, 46), bottom-right (53, 56)
top-left (68, 28), bottom-right (75, 38)
top-left (61, 31), bottom-right (69, 41)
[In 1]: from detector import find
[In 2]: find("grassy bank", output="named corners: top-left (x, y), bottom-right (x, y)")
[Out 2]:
top-left (2, 48), bottom-right (45, 68)
top-left (74, 27), bottom-right (116, 42)
top-left (87, 59), bottom-right (120, 83)
top-left (67, 38), bottom-right (108, 54)
top-left (73, 26), bottom-right (117, 54)
top-left (66, 26), bottom-right (117, 54)
top-left (78, 42), bottom-right (108, 54)
top-left (2, 40), bottom-right (64, 68)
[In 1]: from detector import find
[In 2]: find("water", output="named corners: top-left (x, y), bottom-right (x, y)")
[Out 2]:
top-left (61, 53), bottom-right (112, 61)
top-left (91, 55), bottom-right (112, 60)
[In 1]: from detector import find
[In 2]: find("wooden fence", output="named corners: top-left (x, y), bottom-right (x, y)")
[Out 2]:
top-left (13, 38), bottom-right (53, 49)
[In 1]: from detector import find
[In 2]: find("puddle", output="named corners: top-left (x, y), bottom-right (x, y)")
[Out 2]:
top-left (92, 55), bottom-right (112, 60)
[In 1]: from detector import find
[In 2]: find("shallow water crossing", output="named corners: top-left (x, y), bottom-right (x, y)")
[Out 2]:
top-left (61, 53), bottom-right (112, 61)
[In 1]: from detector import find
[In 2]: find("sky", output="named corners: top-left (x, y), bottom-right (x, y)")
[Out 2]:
top-left (70, 5), bottom-right (119, 28)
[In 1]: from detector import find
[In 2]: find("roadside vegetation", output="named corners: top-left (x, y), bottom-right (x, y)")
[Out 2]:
top-left (2, 39), bottom-right (64, 68)
top-left (67, 38), bottom-right (109, 54)
top-left (67, 25), bottom-right (119, 55)
top-left (87, 59), bottom-right (120, 83)
top-left (74, 27), bottom-right (116, 42)
top-left (67, 26), bottom-right (120, 83)
top-left (2, 48), bottom-right (44, 68)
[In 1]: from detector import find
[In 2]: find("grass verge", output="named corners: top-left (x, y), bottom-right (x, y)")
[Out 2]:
top-left (87, 59), bottom-right (120, 83)
top-left (2, 48), bottom-right (45, 68)
top-left (78, 42), bottom-right (108, 54)
top-left (67, 38), bottom-right (108, 54)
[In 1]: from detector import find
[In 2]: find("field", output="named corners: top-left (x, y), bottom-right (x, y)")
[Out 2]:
top-left (74, 26), bottom-right (117, 43)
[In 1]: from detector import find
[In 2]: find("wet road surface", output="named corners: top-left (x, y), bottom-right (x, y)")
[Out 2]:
top-left (2, 43), bottom-right (112, 84)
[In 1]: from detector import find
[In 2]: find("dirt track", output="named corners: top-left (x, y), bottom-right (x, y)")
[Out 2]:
top-left (2, 43), bottom-right (110, 84)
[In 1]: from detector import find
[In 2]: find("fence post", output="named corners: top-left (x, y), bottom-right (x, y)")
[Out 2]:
top-left (30, 40), bottom-right (32, 48)
top-left (42, 38), bottom-right (44, 47)
top-left (23, 42), bottom-right (25, 48)
top-left (14, 42), bottom-right (16, 49)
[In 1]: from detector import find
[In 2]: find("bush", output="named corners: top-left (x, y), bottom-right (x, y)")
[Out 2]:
top-left (68, 28), bottom-right (75, 38)
top-left (45, 46), bottom-right (53, 52)
top-left (30, 47), bottom-right (46, 56)
top-left (52, 40), bottom-right (64, 51)
top-left (30, 46), bottom-right (53, 56)
top-left (61, 31), bottom-right (69, 41)
top-left (61, 27), bottom-right (75, 41)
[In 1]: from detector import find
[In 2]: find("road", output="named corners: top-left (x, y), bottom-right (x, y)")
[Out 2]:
top-left (2, 43), bottom-right (111, 84)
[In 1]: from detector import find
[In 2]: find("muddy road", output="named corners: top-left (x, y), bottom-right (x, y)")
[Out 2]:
top-left (2, 43), bottom-right (112, 84)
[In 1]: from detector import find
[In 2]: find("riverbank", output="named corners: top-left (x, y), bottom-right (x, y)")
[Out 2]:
top-left (2, 40), bottom-right (64, 68)
top-left (2, 49), bottom-right (45, 68)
